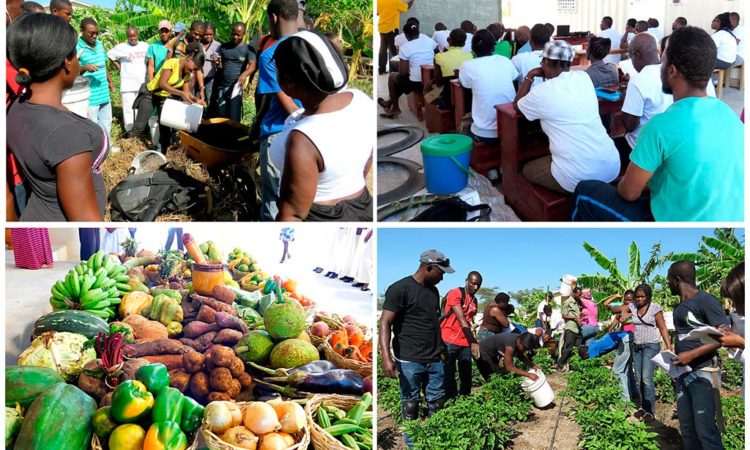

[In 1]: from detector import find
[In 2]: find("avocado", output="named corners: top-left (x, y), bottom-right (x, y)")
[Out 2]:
top-left (234, 330), bottom-right (275, 364)
top-left (269, 339), bottom-right (319, 369)
top-left (263, 299), bottom-right (305, 340)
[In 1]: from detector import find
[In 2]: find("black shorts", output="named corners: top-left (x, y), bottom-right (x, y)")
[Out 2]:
top-left (395, 73), bottom-right (423, 97)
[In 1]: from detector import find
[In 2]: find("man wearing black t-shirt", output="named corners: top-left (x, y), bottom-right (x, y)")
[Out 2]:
top-left (669, 260), bottom-right (728, 450)
top-left (379, 249), bottom-right (454, 420)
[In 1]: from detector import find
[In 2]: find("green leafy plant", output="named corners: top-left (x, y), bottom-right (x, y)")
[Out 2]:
top-left (653, 368), bottom-right (676, 403)
top-left (670, 228), bottom-right (744, 295)
top-left (722, 395), bottom-right (745, 450)
top-left (721, 356), bottom-right (743, 391)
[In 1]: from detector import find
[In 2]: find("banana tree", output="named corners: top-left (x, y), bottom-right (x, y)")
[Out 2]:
top-left (670, 228), bottom-right (744, 294)
top-left (111, 0), bottom-right (232, 42)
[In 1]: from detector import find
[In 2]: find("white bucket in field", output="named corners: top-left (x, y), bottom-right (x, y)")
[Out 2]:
top-left (520, 369), bottom-right (554, 408)
top-left (160, 98), bottom-right (203, 133)
top-left (559, 274), bottom-right (577, 296)
top-left (61, 76), bottom-right (90, 118)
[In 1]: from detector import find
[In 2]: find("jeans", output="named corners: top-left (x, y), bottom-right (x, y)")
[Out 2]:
top-left (557, 329), bottom-right (582, 368)
top-left (216, 82), bottom-right (243, 123)
top-left (581, 325), bottom-right (599, 346)
top-left (477, 328), bottom-right (495, 342)
top-left (395, 359), bottom-right (445, 403)
top-left (165, 228), bottom-right (184, 251)
top-left (259, 132), bottom-right (281, 221)
top-left (632, 342), bottom-right (660, 414)
top-left (88, 101), bottom-right (112, 141)
top-left (612, 332), bottom-right (636, 402)
top-left (78, 228), bottom-right (100, 261)
top-left (675, 369), bottom-right (724, 450)
top-left (572, 180), bottom-right (654, 221)
top-left (444, 343), bottom-right (472, 398)
top-left (131, 92), bottom-right (172, 152)
top-left (121, 91), bottom-right (137, 132)
top-left (378, 31), bottom-right (398, 74)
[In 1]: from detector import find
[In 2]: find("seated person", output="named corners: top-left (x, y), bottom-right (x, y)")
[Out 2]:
top-left (585, 37), bottom-right (619, 87)
top-left (573, 27), bottom-right (743, 221)
top-left (458, 29), bottom-right (518, 144)
top-left (433, 29), bottom-right (473, 109)
top-left (378, 22), bottom-right (436, 118)
top-left (432, 22), bottom-right (450, 52)
top-left (620, 18), bottom-right (637, 52)
top-left (711, 13), bottom-right (741, 68)
top-left (487, 22), bottom-right (512, 58)
top-left (515, 25), bottom-right (532, 54)
top-left (514, 40), bottom-right (619, 194)
top-left (475, 332), bottom-right (541, 381)
top-left (511, 23), bottom-right (551, 88)
top-left (460, 20), bottom-right (476, 52)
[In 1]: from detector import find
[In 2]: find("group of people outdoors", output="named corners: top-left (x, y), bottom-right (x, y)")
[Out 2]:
top-left (379, 249), bottom-right (744, 450)
top-left (6, 0), bottom-right (373, 223)
top-left (375, 1), bottom-right (743, 222)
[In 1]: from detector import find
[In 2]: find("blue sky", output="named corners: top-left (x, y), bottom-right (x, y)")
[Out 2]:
top-left (84, 0), bottom-right (116, 9)
top-left (377, 228), bottom-right (743, 296)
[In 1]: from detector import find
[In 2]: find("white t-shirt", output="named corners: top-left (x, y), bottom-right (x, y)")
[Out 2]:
top-left (733, 25), bottom-right (744, 58)
top-left (433, 30), bottom-right (450, 52)
top-left (395, 32), bottom-right (429, 49)
top-left (712, 29), bottom-right (739, 63)
top-left (107, 41), bottom-right (149, 92)
top-left (517, 70), bottom-right (619, 192)
top-left (648, 27), bottom-right (663, 43)
top-left (463, 33), bottom-right (474, 53)
top-left (598, 27), bottom-right (622, 64)
top-left (458, 55), bottom-right (518, 138)
top-left (511, 50), bottom-right (543, 87)
top-left (399, 35), bottom-right (437, 81)
top-left (626, 31), bottom-right (635, 44)
top-left (537, 300), bottom-right (549, 322)
top-left (269, 90), bottom-right (373, 202)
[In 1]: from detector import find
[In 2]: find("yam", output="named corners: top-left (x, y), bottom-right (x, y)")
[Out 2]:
top-left (169, 369), bottom-right (191, 392)
top-left (237, 372), bottom-right (253, 389)
top-left (211, 285), bottom-right (236, 305)
top-left (192, 294), bottom-right (237, 315)
top-left (207, 392), bottom-right (232, 402)
top-left (214, 312), bottom-right (249, 333)
top-left (142, 354), bottom-right (184, 370)
top-left (184, 321), bottom-right (220, 339)
top-left (210, 367), bottom-right (233, 392)
top-left (211, 346), bottom-right (236, 368)
top-left (183, 351), bottom-right (205, 374)
top-left (123, 315), bottom-right (168, 342)
top-left (196, 305), bottom-right (218, 324)
top-left (130, 339), bottom-right (187, 357)
top-left (213, 328), bottom-right (243, 346)
top-left (190, 372), bottom-right (210, 400)
top-left (194, 331), bottom-right (218, 352)
top-left (122, 358), bottom-right (150, 380)
top-left (228, 357), bottom-right (245, 378)
top-left (226, 379), bottom-right (241, 398)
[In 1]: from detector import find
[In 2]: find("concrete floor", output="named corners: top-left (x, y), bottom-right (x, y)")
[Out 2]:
top-left (376, 72), bottom-right (745, 221)
top-left (5, 229), bottom-right (373, 365)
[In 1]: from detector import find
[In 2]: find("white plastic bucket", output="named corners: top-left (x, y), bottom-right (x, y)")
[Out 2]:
top-left (160, 98), bottom-right (203, 133)
top-left (130, 150), bottom-right (167, 175)
top-left (559, 274), bottom-right (577, 296)
top-left (520, 369), bottom-right (554, 408)
top-left (61, 76), bottom-right (90, 118)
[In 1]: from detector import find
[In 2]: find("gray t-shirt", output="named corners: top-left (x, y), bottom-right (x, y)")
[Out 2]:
top-left (7, 101), bottom-right (107, 221)
top-left (629, 302), bottom-right (662, 345)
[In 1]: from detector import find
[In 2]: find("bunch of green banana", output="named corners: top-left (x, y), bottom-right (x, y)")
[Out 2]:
top-left (49, 251), bottom-right (132, 319)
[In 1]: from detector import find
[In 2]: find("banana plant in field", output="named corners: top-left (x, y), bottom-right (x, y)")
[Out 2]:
top-left (670, 228), bottom-right (744, 294)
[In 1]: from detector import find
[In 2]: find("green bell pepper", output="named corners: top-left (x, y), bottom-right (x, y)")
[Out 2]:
top-left (152, 387), bottom-right (184, 423)
top-left (135, 363), bottom-right (170, 394)
top-left (179, 396), bottom-right (205, 434)
top-left (263, 279), bottom-right (276, 294)
top-left (110, 380), bottom-right (155, 423)
top-left (144, 421), bottom-right (187, 450)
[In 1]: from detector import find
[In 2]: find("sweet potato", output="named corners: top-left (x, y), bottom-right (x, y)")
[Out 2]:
top-left (211, 285), bottom-right (236, 305)
top-left (130, 339), bottom-right (187, 357)
top-left (169, 369), bottom-right (191, 392)
top-left (237, 372), bottom-right (253, 389)
top-left (211, 346), bottom-right (236, 368)
top-left (213, 328), bottom-right (243, 346)
top-left (184, 321), bottom-right (220, 339)
top-left (192, 294), bottom-right (237, 315)
top-left (122, 358), bottom-right (150, 380)
top-left (123, 315), bottom-right (168, 342)
top-left (196, 305), bottom-right (218, 324)
top-left (207, 392), bottom-right (232, 402)
top-left (214, 312), bottom-right (248, 333)
top-left (142, 354), bottom-right (184, 370)
top-left (210, 367), bottom-right (233, 392)
top-left (183, 351), bottom-right (205, 374)
top-left (228, 357), bottom-right (245, 378)
top-left (193, 331), bottom-right (218, 352)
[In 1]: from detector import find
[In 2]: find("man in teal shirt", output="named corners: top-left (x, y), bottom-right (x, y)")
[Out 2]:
top-left (147, 20), bottom-right (173, 81)
top-left (77, 17), bottom-right (115, 141)
top-left (573, 26), bottom-right (743, 222)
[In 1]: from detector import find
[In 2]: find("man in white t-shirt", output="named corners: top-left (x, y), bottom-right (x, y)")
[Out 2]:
top-left (107, 26), bottom-right (149, 132)
top-left (511, 23), bottom-right (551, 87)
top-left (459, 29), bottom-right (518, 143)
top-left (460, 20), bottom-right (476, 53)
top-left (378, 22), bottom-right (436, 118)
top-left (647, 18), bottom-right (663, 43)
top-left (514, 39), bottom-right (619, 193)
top-left (432, 22), bottom-right (450, 52)
top-left (730, 12), bottom-right (744, 62)
top-left (660, 17), bottom-right (687, 53)
top-left (619, 18), bottom-right (637, 56)
top-left (598, 16), bottom-right (622, 64)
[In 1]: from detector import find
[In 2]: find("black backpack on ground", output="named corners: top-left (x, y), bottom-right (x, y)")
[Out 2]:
top-left (410, 197), bottom-right (491, 222)
top-left (109, 168), bottom-right (208, 221)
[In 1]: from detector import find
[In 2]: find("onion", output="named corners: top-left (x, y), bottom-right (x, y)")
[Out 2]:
top-left (224, 401), bottom-right (243, 427)
top-left (206, 401), bottom-right (234, 434)
top-left (221, 426), bottom-right (259, 450)
top-left (273, 401), bottom-right (306, 434)
top-left (277, 432), bottom-right (296, 447)
top-left (259, 433), bottom-right (294, 450)
top-left (244, 402), bottom-right (281, 435)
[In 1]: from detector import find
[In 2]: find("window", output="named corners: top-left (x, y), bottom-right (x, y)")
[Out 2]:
top-left (558, 0), bottom-right (576, 13)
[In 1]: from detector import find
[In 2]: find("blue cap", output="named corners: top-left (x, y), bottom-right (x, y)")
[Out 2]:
top-left (174, 22), bottom-right (186, 33)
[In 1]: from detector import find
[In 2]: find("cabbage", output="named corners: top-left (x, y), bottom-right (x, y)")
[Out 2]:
top-left (17, 332), bottom-right (96, 381)
top-left (5, 406), bottom-right (22, 447)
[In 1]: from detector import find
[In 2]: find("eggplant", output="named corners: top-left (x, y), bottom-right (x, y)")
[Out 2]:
top-left (248, 360), bottom-right (337, 378)
top-left (264, 369), bottom-right (365, 395)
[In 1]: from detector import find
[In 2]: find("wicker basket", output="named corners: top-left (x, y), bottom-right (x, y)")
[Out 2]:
top-left (198, 402), bottom-right (310, 450)
top-left (323, 339), bottom-right (373, 379)
top-left (232, 268), bottom-right (252, 281)
top-left (304, 394), bottom-right (368, 450)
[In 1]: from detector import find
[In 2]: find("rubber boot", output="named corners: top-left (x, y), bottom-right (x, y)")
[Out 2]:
top-left (401, 400), bottom-right (420, 421)
top-left (427, 397), bottom-right (446, 417)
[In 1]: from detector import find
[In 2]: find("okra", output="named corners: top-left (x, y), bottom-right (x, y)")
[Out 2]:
top-left (340, 433), bottom-right (359, 449)
top-left (317, 407), bottom-right (331, 428)
top-left (358, 441), bottom-right (372, 450)
top-left (347, 393), bottom-right (372, 423)
top-left (359, 416), bottom-right (372, 429)
top-left (324, 404), bottom-right (346, 420)
top-left (324, 423), bottom-right (368, 437)
top-left (354, 432), bottom-right (373, 444)
top-left (334, 418), bottom-right (359, 426)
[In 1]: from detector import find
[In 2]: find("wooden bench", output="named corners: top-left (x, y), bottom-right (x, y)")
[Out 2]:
top-left (713, 68), bottom-right (726, 98)
top-left (421, 64), bottom-right (455, 134)
top-left (495, 103), bottom-right (572, 221)
top-left (725, 63), bottom-right (744, 90)
top-left (450, 78), bottom-right (472, 131)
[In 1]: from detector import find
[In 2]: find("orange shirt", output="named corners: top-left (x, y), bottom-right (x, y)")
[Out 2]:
top-left (377, 0), bottom-right (408, 34)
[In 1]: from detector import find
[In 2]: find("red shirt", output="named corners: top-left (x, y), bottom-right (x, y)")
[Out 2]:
top-left (440, 287), bottom-right (478, 346)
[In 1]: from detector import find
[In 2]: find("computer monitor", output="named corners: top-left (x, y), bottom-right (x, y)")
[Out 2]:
top-left (556, 25), bottom-right (570, 36)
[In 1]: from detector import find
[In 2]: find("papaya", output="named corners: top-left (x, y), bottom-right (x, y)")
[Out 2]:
top-left (5, 366), bottom-right (64, 408)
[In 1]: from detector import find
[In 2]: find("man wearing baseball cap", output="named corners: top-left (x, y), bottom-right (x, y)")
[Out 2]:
top-left (513, 39), bottom-right (619, 195)
top-left (146, 20), bottom-right (173, 82)
top-left (379, 249), bottom-right (453, 422)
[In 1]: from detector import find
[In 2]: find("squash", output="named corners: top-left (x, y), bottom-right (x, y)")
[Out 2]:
top-left (14, 382), bottom-right (97, 450)
top-left (5, 366), bottom-right (64, 408)
top-left (32, 310), bottom-right (109, 340)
